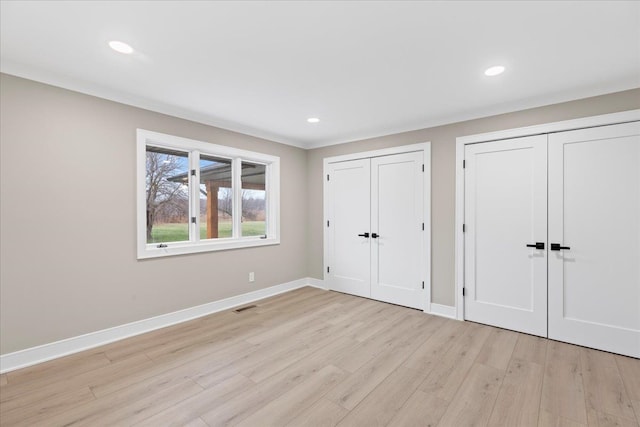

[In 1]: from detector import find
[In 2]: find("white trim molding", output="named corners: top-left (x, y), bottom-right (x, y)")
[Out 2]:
top-left (5, 62), bottom-right (638, 150)
top-left (428, 303), bottom-right (457, 320)
top-left (456, 109), bottom-right (640, 145)
top-left (322, 143), bottom-right (428, 164)
top-left (306, 277), bottom-right (328, 290)
top-left (454, 109), bottom-right (640, 322)
top-left (0, 278), bottom-right (318, 374)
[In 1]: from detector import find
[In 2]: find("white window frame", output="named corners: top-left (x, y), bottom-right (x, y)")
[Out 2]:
top-left (137, 129), bottom-right (280, 259)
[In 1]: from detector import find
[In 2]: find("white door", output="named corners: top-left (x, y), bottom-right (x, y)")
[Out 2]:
top-left (464, 135), bottom-right (548, 337)
top-left (371, 152), bottom-right (425, 310)
top-left (548, 121), bottom-right (640, 358)
top-left (327, 159), bottom-right (371, 298)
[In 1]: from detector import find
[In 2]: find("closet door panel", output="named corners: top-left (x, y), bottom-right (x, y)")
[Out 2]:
top-left (327, 159), bottom-right (371, 298)
top-left (548, 121), bottom-right (640, 358)
top-left (370, 151), bottom-right (425, 309)
top-left (464, 135), bottom-right (548, 337)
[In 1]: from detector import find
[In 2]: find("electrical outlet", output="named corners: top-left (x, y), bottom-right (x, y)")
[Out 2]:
top-left (249, 272), bottom-right (255, 282)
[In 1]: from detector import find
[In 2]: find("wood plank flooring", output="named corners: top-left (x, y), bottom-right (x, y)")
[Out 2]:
top-left (1, 287), bottom-right (638, 427)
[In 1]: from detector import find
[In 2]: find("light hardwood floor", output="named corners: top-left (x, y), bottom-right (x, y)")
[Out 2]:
top-left (1, 287), bottom-right (638, 427)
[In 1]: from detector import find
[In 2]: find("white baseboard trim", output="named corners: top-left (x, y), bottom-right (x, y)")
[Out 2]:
top-left (0, 277), bottom-right (317, 374)
top-left (428, 303), bottom-right (457, 320)
top-left (306, 277), bottom-right (327, 290)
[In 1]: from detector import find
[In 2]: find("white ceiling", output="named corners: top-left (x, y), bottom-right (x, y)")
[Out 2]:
top-left (1, 1), bottom-right (639, 148)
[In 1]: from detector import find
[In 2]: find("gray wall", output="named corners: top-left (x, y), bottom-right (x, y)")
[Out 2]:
top-left (306, 88), bottom-right (640, 306)
top-left (1, 72), bottom-right (638, 355)
top-left (0, 74), bottom-right (308, 354)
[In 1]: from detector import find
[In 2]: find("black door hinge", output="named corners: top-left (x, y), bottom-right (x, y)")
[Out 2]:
top-left (327, 220), bottom-right (330, 227)
top-left (463, 160), bottom-right (466, 168)
top-left (422, 164), bottom-right (424, 172)
top-left (422, 222), bottom-right (424, 231)
top-left (191, 169), bottom-right (196, 176)
top-left (327, 266), bottom-right (330, 273)
top-left (463, 224), bottom-right (466, 232)
top-left (327, 174), bottom-right (330, 181)
top-left (191, 217), bottom-right (196, 224)
top-left (422, 281), bottom-right (424, 289)
top-left (462, 287), bottom-right (466, 296)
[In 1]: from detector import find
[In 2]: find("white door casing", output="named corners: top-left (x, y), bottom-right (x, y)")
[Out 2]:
top-left (464, 135), bottom-right (548, 337)
top-left (371, 151), bottom-right (426, 309)
top-left (326, 159), bottom-right (371, 298)
top-left (548, 121), bottom-right (640, 358)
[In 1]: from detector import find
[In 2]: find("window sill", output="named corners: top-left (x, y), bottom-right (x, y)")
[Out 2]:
top-left (137, 237), bottom-right (280, 259)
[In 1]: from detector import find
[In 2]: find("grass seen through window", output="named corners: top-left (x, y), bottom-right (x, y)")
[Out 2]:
top-left (150, 221), bottom-right (266, 242)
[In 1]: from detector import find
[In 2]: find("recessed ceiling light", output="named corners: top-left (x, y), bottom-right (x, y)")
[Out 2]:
top-left (307, 117), bottom-right (320, 123)
top-left (109, 40), bottom-right (134, 54)
top-left (484, 65), bottom-right (505, 76)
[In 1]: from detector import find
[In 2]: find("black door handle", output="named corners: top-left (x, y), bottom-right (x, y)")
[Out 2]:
top-left (371, 233), bottom-right (379, 239)
top-left (550, 243), bottom-right (570, 251)
top-left (358, 233), bottom-right (370, 238)
top-left (526, 242), bottom-right (545, 250)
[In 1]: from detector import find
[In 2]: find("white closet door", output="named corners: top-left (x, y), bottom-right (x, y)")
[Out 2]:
top-left (326, 159), bottom-right (371, 298)
top-left (464, 135), bottom-right (548, 337)
top-left (548, 121), bottom-right (640, 358)
top-left (371, 152), bottom-right (425, 310)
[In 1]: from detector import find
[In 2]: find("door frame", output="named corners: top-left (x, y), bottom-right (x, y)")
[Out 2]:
top-left (323, 142), bottom-right (431, 312)
top-left (454, 109), bottom-right (640, 321)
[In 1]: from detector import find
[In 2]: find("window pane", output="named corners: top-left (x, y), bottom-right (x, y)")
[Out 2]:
top-left (200, 155), bottom-right (233, 239)
top-left (241, 162), bottom-right (267, 237)
top-left (146, 147), bottom-right (190, 244)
